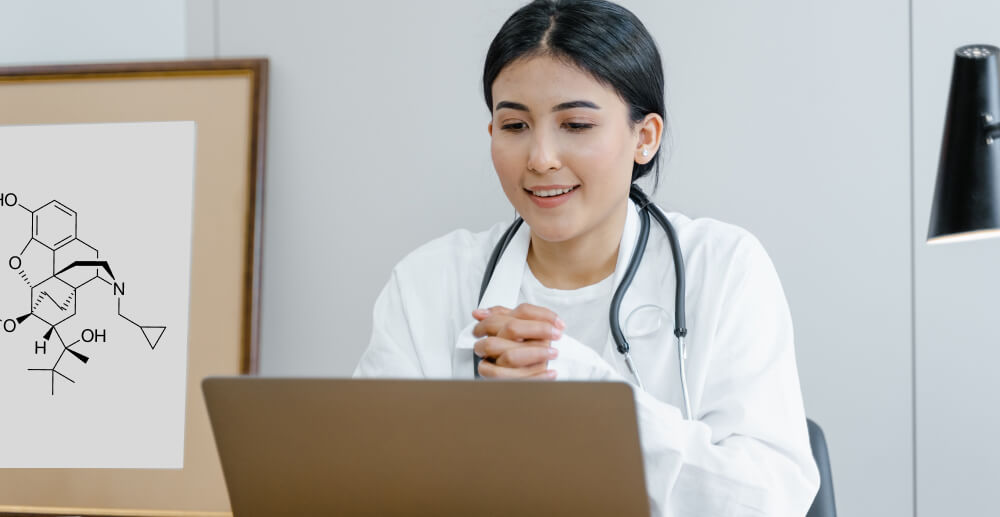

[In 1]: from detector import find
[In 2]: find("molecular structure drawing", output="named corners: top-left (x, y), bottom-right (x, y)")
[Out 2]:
top-left (1, 193), bottom-right (165, 395)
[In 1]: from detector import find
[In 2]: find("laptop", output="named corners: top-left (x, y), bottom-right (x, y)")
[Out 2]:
top-left (203, 377), bottom-right (650, 517)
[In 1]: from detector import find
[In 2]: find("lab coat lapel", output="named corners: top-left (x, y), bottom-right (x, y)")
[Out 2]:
top-left (452, 218), bottom-right (531, 377)
top-left (477, 219), bottom-right (531, 311)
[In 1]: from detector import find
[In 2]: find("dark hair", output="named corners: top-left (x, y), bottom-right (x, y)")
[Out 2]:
top-left (483, 0), bottom-right (666, 186)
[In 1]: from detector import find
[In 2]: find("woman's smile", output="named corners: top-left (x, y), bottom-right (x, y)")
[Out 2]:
top-left (525, 184), bottom-right (580, 208)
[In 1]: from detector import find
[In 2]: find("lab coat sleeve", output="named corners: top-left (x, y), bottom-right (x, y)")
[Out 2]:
top-left (551, 234), bottom-right (819, 516)
top-left (353, 268), bottom-right (425, 378)
top-left (635, 233), bottom-right (819, 517)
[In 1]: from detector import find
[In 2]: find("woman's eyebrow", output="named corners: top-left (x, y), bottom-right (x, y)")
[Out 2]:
top-left (494, 100), bottom-right (601, 112)
top-left (495, 101), bottom-right (530, 112)
top-left (552, 100), bottom-right (600, 111)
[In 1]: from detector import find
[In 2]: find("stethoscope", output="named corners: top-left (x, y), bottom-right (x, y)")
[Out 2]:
top-left (474, 184), bottom-right (693, 420)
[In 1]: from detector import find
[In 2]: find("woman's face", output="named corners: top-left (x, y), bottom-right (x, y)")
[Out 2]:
top-left (489, 54), bottom-right (654, 244)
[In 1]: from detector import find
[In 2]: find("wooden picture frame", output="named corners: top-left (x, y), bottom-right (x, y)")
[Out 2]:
top-left (0, 59), bottom-right (268, 516)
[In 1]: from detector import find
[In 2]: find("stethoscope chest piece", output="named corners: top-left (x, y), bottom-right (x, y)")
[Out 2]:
top-left (623, 304), bottom-right (671, 339)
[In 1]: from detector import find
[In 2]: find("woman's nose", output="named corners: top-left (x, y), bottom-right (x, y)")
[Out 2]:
top-left (526, 131), bottom-right (561, 173)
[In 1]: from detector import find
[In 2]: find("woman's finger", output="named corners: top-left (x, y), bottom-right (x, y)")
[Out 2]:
top-left (495, 344), bottom-right (558, 368)
top-left (474, 315), bottom-right (560, 341)
top-left (473, 304), bottom-right (565, 330)
top-left (471, 306), bottom-right (514, 321)
top-left (497, 318), bottom-right (561, 342)
top-left (472, 313), bottom-right (512, 338)
top-left (525, 368), bottom-right (558, 380)
top-left (474, 337), bottom-right (550, 361)
top-left (477, 360), bottom-right (550, 379)
top-left (474, 336), bottom-right (517, 359)
top-left (511, 303), bottom-right (565, 329)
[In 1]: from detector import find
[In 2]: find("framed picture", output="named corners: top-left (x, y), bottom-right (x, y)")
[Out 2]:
top-left (0, 59), bottom-right (267, 516)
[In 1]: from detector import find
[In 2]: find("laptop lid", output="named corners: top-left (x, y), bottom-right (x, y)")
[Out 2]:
top-left (203, 377), bottom-right (649, 517)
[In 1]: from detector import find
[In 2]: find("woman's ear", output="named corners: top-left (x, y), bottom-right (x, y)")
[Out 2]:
top-left (487, 121), bottom-right (493, 137)
top-left (634, 113), bottom-right (663, 165)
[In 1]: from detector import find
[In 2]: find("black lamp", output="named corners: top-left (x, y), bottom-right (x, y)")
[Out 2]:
top-left (928, 44), bottom-right (1000, 244)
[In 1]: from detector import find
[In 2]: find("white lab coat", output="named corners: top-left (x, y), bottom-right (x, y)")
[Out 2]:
top-left (354, 198), bottom-right (820, 516)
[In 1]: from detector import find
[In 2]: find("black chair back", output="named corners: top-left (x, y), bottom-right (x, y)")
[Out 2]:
top-left (805, 418), bottom-right (837, 517)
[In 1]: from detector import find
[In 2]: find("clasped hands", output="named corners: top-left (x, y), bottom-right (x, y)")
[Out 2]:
top-left (472, 303), bottom-right (564, 380)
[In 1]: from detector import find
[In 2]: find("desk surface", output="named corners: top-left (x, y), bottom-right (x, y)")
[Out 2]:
top-left (0, 506), bottom-right (230, 517)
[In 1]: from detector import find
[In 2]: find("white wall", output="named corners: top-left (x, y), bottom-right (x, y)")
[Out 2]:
top-left (0, 0), bottom-right (185, 65)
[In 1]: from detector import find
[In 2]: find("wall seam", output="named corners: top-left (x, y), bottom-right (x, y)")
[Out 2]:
top-left (908, 0), bottom-right (918, 516)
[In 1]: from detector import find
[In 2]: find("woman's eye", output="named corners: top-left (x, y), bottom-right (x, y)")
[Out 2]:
top-left (501, 122), bottom-right (527, 132)
top-left (564, 122), bottom-right (594, 132)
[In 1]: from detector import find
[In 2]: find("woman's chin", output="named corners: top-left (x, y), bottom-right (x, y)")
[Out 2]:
top-left (525, 223), bottom-right (578, 244)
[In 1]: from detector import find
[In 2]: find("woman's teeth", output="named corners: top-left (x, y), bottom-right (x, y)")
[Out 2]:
top-left (533, 187), bottom-right (575, 197)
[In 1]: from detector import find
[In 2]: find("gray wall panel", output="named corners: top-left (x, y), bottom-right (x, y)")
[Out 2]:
top-left (185, 0), bottom-right (216, 58)
top-left (649, 3), bottom-right (913, 515)
top-left (913, 1), bottom-right (1000, 515)
top-left (0, 0), bottom-right (184, 65)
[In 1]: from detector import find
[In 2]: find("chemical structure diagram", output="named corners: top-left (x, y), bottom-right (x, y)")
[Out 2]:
top-left (0, 193), bottom-right (165, 395)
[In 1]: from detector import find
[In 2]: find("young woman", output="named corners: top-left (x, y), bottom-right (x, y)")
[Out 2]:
top-left (354, 1), bottom-right (820, 514)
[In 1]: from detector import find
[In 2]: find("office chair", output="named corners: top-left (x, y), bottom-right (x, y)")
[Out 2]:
top-left (805, 418), bottom-right (837, 517)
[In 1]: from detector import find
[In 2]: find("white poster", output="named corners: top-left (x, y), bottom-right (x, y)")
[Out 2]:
top-left (0, 122), bottom-right (196, 468)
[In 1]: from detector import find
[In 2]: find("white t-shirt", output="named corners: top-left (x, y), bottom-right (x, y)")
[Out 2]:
top-left (518, 265), bottom-right (614, 358)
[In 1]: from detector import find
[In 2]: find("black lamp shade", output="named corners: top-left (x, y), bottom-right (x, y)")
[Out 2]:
top-left (927, 44), bottom-right (1000, 244)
